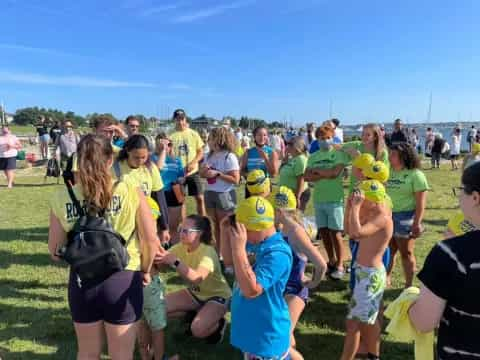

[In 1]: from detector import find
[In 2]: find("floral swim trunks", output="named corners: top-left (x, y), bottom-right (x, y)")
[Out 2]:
top-left (347, 264), bottom-right (386, 325)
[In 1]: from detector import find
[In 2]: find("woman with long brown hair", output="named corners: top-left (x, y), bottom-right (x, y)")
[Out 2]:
top-left (48, 134), bottom-right (159, 360)
top-left (199, 127), bottom-right (240, 255)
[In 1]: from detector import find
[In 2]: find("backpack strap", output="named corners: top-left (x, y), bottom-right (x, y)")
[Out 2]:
top-left (113, 160), bottom-right (121, 179)
top-left (66, 183), bottom-right (85, 217)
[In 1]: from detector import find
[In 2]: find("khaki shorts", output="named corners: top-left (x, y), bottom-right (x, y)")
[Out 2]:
top-left (143, 274), bottom-right (167, 331)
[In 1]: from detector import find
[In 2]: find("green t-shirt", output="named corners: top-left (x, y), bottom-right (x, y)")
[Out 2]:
top-left (342, 141), bottom-right (390, 193)
top-left (386, 168), bottom-right (429, 212)
top-left (306, 149), bottom-right (348, 203)
top-left (278, 154), bottom-right (308, 193)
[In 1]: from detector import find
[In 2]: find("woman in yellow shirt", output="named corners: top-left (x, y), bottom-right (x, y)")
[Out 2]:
top-left (156, 215), bottom-right (232, 344)
top-left (114, 134), bottom-right (170, 245)
top-left (48, 134), bottom-right (159, 360)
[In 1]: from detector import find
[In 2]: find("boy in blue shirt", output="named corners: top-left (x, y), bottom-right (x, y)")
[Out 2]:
top-left (223, 196), bottom-right (293, 360)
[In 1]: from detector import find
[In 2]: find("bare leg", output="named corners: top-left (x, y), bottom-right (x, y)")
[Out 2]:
top-left (332, 230), bottom-right (346, 271)
top-left (285, 295), bottom-right (306, 359)
top-left (360, 320), bottom-right (381, 357)
top-left (190, 302), bottom-right (227, 338)
top-left (320, 228), bottom-right (335, 267)
top-left (151, 329), bottom-right (165, 360)
top-left (397, 237), bottom-right (416, 288)
top-left (166, 289), bottom-right (199, 319)
top-left (5, 169), bottom-right (14, 188)
top-left (386, 238), bottom-right (397, 287)
top-left (340, 320), bottom-right (361, 360)
top-left (214, 209), bottom-right (234, 256)
top-left (73, 321), bottom-right (104, 360)
top-left (168, 206), bottom-right (182, 245)
top-left (104, 321), bottom-right (138, 360)
top-left (206, 207), bottom-right (218, 251)
top-left (137, 319), bottom-right (153, 360)
top-left (195, 195), bottom-right (206, 217)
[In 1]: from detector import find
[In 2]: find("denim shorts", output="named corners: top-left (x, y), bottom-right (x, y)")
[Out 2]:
top-left (392, 210), bottom-right (415, 238)
top-left (314, 201), bottom-right (344, 231)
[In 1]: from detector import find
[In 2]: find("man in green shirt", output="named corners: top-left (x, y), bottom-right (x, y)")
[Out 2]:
top-left (304, 125), bottom-right (349, 280)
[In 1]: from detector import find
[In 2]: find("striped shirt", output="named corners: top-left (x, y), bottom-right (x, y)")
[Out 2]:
top-left (418, 230), bottom-right (480, 359)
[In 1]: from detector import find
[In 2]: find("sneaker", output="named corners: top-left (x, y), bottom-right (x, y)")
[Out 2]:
top-left (326, 263), bottom-right (336, 276)
top-left (206, 318), bottom-right (227, 344)
top-left (329, 269), bottom-right (345, 280)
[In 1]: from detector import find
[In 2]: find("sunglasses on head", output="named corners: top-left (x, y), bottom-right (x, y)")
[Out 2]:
top-left (178, 227), bottom-right (201, 235)
top-left (247, 177), bottom-right (266, 186)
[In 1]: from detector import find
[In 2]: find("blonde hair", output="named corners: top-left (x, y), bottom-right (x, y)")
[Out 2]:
top-left (208, 127), bottom-right (236, 154)
top-left (363, 123), bottom-right (386, 161)
top-left (76, 134), bottom-right (114, 210)
top-left (289, 136), bottom-right (307, 156)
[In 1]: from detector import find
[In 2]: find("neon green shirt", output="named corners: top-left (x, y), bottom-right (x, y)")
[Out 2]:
top-left (307, 149), bottom-right (348, 203)
top-left (278, 154), bottom-right (308, 193)
top-left (386, 168), bottom-right (429, 212)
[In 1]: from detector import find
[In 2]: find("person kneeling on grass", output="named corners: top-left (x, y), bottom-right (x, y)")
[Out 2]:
top-left (270, 186), bottom-right (327, 360)
top-left (156, 215), bottom-right (231, 344)
top-left (222, 196), bottom-right (293, 360)
top-left (341, 180), bottom-right (393, 360)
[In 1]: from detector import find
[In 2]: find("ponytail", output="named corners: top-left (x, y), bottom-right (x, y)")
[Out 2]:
top-left (76, 134), bottom-right (114, 210)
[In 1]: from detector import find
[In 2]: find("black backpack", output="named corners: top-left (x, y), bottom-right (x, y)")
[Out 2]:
top-left (62, 154), bottom-right (75, 186)
top-left (46, 158), bottom-right (61, 178)
top-left (58, 183), bottom-right (133, 285)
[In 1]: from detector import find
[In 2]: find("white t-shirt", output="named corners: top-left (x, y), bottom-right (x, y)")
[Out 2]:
top-left (204, 150), bottom-right (239, 192)
top-left (334, 127), bottom-right (344, 143)
top-left (451, 134), bottom-right (461, 155)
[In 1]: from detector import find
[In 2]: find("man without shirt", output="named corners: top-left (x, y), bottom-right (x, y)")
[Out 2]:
top-left (341, 180), bottom-right (393, 360)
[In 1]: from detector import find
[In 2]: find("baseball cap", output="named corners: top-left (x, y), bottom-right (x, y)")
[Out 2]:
top-left (358, 180), bottom-right (391, 207)
top-left (363, 161), bottom-right (390, 183)
top-left (236, 196), bottom-right (275, 231)
top-left (173, 109), bottom-right (186, 119)
top-left (268, 186), bottom-right (297, 210)
top-left (146, 197), bottom-right (161, 220)
top-left (246, 169), bottom-right (271, 196)
top-left (352, 153), bottom-right (375, 170)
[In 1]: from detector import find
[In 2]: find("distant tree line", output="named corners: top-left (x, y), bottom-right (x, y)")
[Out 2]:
top-left (12, 106), bottom-right (285, 130)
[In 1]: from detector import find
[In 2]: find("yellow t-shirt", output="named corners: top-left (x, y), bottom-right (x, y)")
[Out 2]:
top-left (50, 182), bottom-right (142, 271)
top-left (112, 160), bottom-right (163, 196)
top-left (170, 128), bottom-right (204, 174)
top-left (170, 242), bottom-right (232, 300)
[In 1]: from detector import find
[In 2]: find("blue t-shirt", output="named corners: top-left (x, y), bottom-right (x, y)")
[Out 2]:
top-left (113, 138), bottom-right (125, 148)
top-left (246, 146), bottom-right (274, 176)
top-left (151, 154), bottom-right (184, 191)
top-left (309, 138), bottom-right (342, 154)
top-left (230, 232), bottom-right (293, 357)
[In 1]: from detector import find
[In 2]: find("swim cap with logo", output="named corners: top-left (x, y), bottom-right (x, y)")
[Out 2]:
top-left (246, 169), bottom-right (271, 196)
top-left (363, 161), bottom-right (390, 183)
top-left (352, 153), bottom-right (375, 170)
top-left (358, 179), bottom-right (392, 207)
top-left (268, 186), bottom-right (297, 210)
top-left (236, 196), bottom-right (275, 231)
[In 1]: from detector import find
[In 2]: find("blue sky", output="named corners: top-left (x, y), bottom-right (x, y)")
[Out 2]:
top-left (0, 0), bottom-right (478, 125)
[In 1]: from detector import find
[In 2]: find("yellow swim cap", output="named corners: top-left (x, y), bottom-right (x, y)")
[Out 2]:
top-left (359, 180), bottom-right (391, 207)
top-left (363, 161), bottom-right (390, 183)
top-left (268, 186), bottom-right (297, 210)
top-left (447, 211), bottom-right (476, 236)
top-left (246, 169), bottom-right (271, 196)
top-left (472, 143), bottom-right (480, 154)
top-left (352, 153), bottom-right (375, 170)
top-left (146, 197), bottom-right (161, 220)
top-left (236, 196), bottom-right (275, 231)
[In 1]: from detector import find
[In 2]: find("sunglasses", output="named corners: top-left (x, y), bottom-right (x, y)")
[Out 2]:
top-left (178, 227), bottom-right (201, 235)
top-left (247, 177), bottom-right (266, 186)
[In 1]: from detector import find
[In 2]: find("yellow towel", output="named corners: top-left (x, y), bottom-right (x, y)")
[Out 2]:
top-left (384, 287), bottom-right (434, 360)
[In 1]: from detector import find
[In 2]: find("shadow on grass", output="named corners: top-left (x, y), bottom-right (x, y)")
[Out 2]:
top-left (423, 218), bottom-right (448, 227)
top-left (0, 250), bottom-right (57, 269)
top-left (0, 227), bottom-right (49, 242)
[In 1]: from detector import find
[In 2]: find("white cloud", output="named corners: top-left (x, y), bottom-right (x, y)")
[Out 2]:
top-left (0, 71), bottom-right (156, 88)
top-left (141, 3), bottom-right (183, 17)
top-left (172, 0), bottom-right (255, 23)
top-left (0, 43), bottom-right (76, 57)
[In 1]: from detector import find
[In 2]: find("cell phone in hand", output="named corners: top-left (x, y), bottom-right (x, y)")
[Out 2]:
top-left (229, 214), bottom-right (236, 226)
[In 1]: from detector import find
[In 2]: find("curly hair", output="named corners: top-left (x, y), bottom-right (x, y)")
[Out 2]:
top-left (208, 127), bottom-right (236, 154)
top-left (389, 142), bottom-right (421, 169)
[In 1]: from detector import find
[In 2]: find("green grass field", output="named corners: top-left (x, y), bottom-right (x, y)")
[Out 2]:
top-left (0, 163), bottom-right (461, 359)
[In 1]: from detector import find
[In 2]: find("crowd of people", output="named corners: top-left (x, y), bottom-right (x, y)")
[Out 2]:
top-left (0, 108), bottom-right (477, 360)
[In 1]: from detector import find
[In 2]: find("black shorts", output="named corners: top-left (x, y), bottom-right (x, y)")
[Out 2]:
top-left (68, 270), bottom-right (143, 325)
top-left (164, 189), bottom-right (183, 207)
top-left (185, 172), bottom-right (203, 196)
top-left (0, 157), bottom-right (16, 170)
top-left (450, 154), bottom-right (459, 160)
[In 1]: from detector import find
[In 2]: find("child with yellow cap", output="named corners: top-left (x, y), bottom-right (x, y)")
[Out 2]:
top-left (245, 169), bottom-right (272, 198)
top-left (270, 186), bottom-right (327, 360)
top-left (222, 196), bottom-right (293, 360)
top-left (341, 180), bottom-right (393, 360)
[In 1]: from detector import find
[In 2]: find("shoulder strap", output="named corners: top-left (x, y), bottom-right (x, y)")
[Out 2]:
top-left (66, 183), bottom-right (85, 217)
top-left (113, 160), bottom-right (121, 179)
